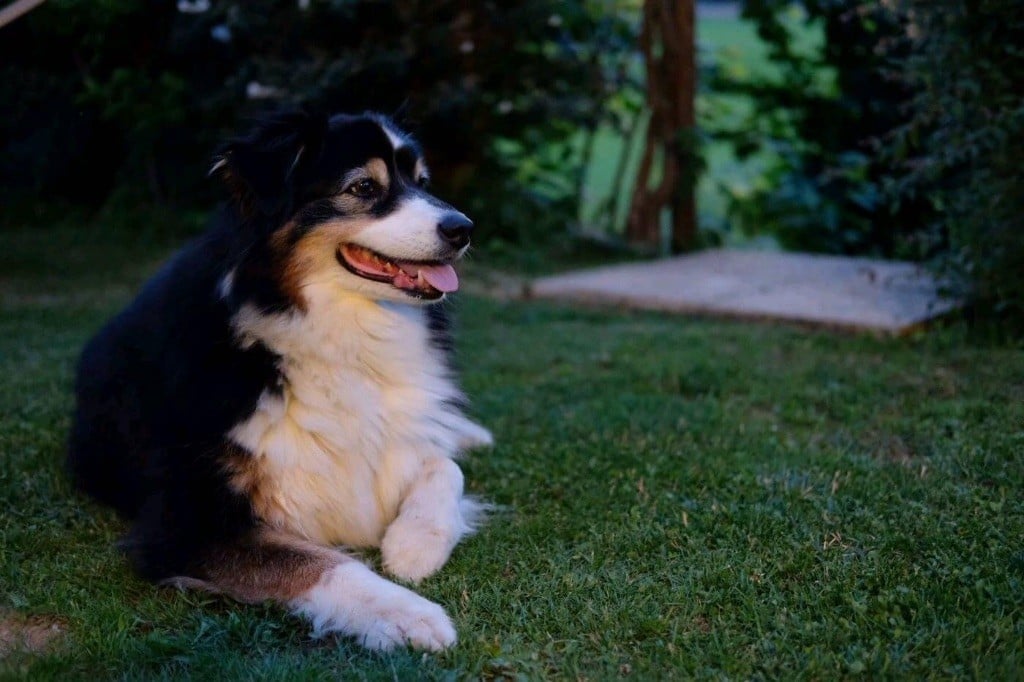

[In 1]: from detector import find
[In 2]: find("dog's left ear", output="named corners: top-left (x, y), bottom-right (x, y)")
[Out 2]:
top-left (211, 109), bottom-right (328, 218)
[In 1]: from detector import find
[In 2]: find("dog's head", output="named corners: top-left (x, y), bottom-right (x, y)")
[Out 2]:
top-left (213, 110), bottom-right (472, 307)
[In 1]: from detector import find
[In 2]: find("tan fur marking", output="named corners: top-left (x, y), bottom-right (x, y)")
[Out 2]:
top-left (270, 216), bottom-right (376, 312)
top-left (269, 222), bottom-right (310, 312)
top-left (194, 527), bottom-right (345, 604)
top-left (223, 442), bottom-right (279, 524)
top-left (365, 158), bottom-right (390, 191)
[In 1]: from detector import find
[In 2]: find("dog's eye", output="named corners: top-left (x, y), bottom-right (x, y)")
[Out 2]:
top-left (348, 179), bottom-right (380, 199)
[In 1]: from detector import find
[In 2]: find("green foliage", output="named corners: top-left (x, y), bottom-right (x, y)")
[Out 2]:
top-left (889, 0), bottom-right (1024, 331)
top-left (709, 0), bottom-right (1024, 330)
top-left (709, 1), bottom-right (931, 256)
top-left (0, 0), bottom-right (633, 243)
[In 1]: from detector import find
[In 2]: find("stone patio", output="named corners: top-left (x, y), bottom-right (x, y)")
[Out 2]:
top-left (528, 249), bottom-right (959, 335)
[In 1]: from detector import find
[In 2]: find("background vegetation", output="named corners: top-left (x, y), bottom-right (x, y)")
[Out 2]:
top-left (707, 0), bottom-right (925, 256)
top-left (0, 0), bottom-right (633, 245)
top-left (3, 0), bottom-right (1021, 329)
top-left (704, 0), bottom-right (1023, 332)
top-left (891, 0), bottom-right (1024, 330)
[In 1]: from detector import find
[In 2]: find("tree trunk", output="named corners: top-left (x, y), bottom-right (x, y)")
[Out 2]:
top-left (625, 0), bottom-right (697, 254)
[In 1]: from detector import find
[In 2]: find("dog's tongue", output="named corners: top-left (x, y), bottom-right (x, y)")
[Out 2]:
top-left (417, 264), bottom-right (459, 293)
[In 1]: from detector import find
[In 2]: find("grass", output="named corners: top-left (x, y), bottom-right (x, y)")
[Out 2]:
top-left (1, 223), bottom-right (1023, 679)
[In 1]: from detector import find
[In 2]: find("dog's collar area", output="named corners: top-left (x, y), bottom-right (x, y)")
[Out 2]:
top-left (336, 244), bottom-right (458, 299)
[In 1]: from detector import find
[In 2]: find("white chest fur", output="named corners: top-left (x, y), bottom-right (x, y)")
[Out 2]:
top-left (227, 288), bottom-right (478, 547)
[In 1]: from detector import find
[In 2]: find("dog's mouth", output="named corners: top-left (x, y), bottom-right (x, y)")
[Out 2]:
top-left (337, 244), bottom-right (459, 299)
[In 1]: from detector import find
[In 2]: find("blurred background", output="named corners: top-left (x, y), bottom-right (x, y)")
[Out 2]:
top-left (1, 0), bottom-right (1021, 331)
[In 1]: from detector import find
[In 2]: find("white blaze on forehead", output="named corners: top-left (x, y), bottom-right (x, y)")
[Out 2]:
top-left (373, 117), bottom-right (429, 181)
top-left (378, 120), bottom-right (407, 151)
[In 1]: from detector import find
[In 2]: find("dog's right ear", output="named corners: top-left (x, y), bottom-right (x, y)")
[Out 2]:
top-left (211, 110), bottom-right (328, 218)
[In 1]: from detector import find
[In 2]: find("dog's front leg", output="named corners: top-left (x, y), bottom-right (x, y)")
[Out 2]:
top-left (162, 527), bottom-right (456, 651)
top-left (381, 456), bottom-right (479, 583)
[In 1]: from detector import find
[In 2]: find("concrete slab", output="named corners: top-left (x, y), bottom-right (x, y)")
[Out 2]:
top-left (529, 249), bottom-right (959, 335)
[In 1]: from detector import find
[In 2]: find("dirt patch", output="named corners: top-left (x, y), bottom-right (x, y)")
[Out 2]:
top-left (691, 615), bottom-right (711, 634)
top-left (0, 611), bottom-right (66, 658)
top-left (867, 432), bottom-right (919, 467)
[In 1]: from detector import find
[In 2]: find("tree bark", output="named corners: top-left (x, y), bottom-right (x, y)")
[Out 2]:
top-left (626, 0), bottom-right (697, 253)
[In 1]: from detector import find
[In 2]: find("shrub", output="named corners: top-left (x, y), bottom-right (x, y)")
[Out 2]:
top-left (0, 0), bottom-right (632, 244)
top-left (890, 0), bottom-right (1024, 331)
top-left (708, 0), bottom-right (932, 256)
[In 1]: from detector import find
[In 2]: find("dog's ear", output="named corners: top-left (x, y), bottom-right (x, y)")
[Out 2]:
top-left (211, 109), bottom-right (328, 217)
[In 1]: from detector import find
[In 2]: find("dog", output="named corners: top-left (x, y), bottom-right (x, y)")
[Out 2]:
top-left (67, 110), bottom-right (493, 651)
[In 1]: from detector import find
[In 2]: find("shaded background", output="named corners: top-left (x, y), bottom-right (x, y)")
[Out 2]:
top-left (1, 0), bottom-right (1022, 331)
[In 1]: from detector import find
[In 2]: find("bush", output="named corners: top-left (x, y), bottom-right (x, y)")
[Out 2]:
top-left (708, 0), bottom-right (932, 256)
top-left (890, 0), bottom-right (1024, 331)
top-left (0, 0), bottom-right (632, 244)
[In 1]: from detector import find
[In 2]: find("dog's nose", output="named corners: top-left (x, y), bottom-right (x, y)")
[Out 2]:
top-left (437, 213), bottom-right (473, 249)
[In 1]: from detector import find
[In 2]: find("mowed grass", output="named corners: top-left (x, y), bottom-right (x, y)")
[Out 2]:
top-left (1, 226), bottom-right (1023, 679)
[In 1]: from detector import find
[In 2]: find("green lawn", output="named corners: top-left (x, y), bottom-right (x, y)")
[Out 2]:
top-left (2, 226), bottom-right (1023, 679)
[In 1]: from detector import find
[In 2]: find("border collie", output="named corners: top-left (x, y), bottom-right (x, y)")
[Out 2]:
top-left (67, 110), bottom-right (493, 652)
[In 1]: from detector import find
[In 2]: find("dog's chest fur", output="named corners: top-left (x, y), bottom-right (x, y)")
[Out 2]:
top-left (227, 286), bottom-right (468, 547)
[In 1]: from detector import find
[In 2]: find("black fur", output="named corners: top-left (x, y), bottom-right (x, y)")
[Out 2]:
top-left (67, 111), bottom-right (462, 582)
top-left (68, 222), bottom-right (283, 578)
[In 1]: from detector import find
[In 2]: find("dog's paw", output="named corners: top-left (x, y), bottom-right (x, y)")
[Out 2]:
top-left (381, 517), bottom-right (454, 584)
top-left (293, 562), bottom-right (456, 652)
top-left (359, 591), bottom-right (456, 652)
